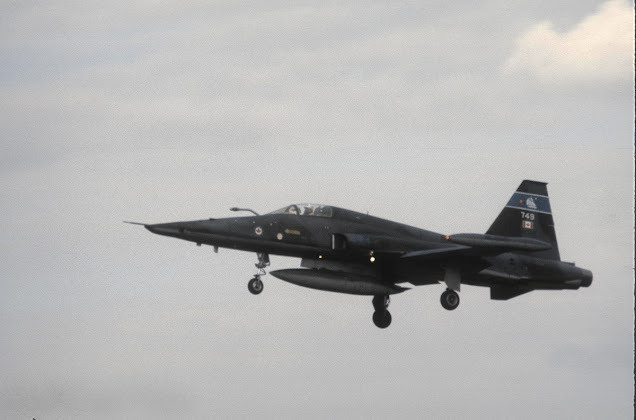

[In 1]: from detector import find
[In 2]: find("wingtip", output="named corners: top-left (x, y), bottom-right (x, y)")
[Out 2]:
top-left (123, 221), bottom-right (146, 226)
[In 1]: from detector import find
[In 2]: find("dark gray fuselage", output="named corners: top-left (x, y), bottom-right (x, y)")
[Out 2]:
top-left (145, 206), bottom-right (592, 294)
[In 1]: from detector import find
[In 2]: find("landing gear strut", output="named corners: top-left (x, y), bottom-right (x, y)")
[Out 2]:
top-left (440, 288), bottom-right (460, 310)
top-left (372, 295), bottom-right (392, 328)
top-left (248, 253), bottom-right (269, 295)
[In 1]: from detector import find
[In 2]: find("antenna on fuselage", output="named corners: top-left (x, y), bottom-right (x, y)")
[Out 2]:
top-left (230, 207), bottom-right (260, 216)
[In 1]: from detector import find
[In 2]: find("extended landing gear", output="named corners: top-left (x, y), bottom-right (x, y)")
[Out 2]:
top-left (372, 295), bottom-right (392, 329)
top-left (248, 252), bottom-right (270, 295)
top-left (440, 289), bottom-right (460, 310)
top-left (248, 277), bottom-right (263, 294)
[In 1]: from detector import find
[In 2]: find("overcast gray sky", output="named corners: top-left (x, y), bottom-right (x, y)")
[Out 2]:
top-left (1, 1), bottom-right (634, 418)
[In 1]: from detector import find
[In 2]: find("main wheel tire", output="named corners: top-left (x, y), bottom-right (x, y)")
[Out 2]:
top-left (372, 310), bottom-right (392, 329)
top-left (248, 278), bottom-right (263, 295)
top-left (440, 289), bottom-right (460, 310)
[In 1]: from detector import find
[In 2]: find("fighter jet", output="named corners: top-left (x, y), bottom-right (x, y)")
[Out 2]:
top-left (127, 180), bottom-right (592, 328)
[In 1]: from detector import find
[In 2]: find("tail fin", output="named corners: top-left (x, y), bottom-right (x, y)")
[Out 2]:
top-left (486, 180), bottom-right (560, 260)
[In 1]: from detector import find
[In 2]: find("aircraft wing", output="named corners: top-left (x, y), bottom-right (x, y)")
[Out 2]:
top-left (401, 233), bottom-right (552, 261)
top-left (400, 245), bottom-right (472, 260)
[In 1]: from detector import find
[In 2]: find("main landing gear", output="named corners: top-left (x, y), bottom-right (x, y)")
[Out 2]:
top-left (248, 252), bottom-right (269, 295)
top-left (440, 288), bottom-right (460, 310)
top-left (372, 295), bottom-right (392, 329)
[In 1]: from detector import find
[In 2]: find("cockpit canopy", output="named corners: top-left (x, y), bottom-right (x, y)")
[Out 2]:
top-left (270, 203), bottom-right (334, 218)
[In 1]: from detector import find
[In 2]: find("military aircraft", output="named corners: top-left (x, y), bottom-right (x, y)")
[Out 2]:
top-left (127, 180), bottom-right (592, 328)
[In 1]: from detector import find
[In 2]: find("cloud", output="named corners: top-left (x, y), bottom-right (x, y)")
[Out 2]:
top-left (503, 0), bottom-right (634, 85)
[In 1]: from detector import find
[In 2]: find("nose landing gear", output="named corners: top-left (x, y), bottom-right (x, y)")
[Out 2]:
top-left (248, 277), bottom-right (263, 294)
top-left (248, 253), bottom-right (269, 295)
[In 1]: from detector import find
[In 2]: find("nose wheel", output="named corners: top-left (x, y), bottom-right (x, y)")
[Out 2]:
top-left (372, 294), bottom-right (392, 328)
top-left (248, 277), bottom-right (263, 294)
top-left (440, 289), bottom-right (460, 310)
top-left (248, 252), bottom-right (269, 295)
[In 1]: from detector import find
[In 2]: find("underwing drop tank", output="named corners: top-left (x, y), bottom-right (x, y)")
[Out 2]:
top-left (270, 268), bottom-right (409, 296)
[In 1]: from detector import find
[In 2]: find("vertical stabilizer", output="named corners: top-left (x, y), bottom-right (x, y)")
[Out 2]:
top-left (486, 180), bottom-right (560, 260)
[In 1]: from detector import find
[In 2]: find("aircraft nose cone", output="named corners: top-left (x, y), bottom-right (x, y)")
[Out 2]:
top-left (144, 224), bottom-right (158, 234)
top-left (145, 222), bottom-right (186, 237)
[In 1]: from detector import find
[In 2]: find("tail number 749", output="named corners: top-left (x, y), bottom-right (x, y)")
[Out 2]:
top-left (520, 211), bottom-right (535, 220)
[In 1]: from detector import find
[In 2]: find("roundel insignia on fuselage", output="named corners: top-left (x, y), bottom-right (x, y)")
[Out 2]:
top-left (255, 227), bottom-right (263, 235)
